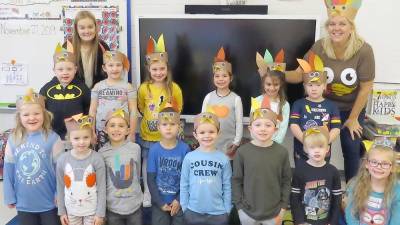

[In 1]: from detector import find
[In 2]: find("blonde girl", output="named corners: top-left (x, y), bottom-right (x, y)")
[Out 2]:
top-left (138, 34), bottom-right (183, 207)
top-left (252, 49), bottom-right (290, 144)
top-left (69, 10), bottom-right (110, 88)
top-left (3, 89), bottom-right (63, 225)
top-left (345, 139), bottom-right (400, 225)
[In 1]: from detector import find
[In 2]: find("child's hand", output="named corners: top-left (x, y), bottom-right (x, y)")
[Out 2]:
top-left (161, 204), bottom-right (171, 212)
top-left (226, 144), bottom-right (239, 159)
top-left (170, 199), bottom-right (181, 216)
top-left (60, 215), bottom-right (69, 225)
top-left (7, 204), bottom-right (15, 208)
top-left (94, 216), bottom-right (104, 225)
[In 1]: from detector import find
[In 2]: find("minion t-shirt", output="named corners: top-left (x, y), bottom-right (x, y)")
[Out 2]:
top-left (310, 39), bottom-right (375, 111)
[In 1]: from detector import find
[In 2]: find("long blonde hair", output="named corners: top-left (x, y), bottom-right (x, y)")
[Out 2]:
top-left (144, 60), bottom-right (173, 102)
top-left (350, 146), bottom-right (397, 217)
top-left (72, 11), bottom-right (100, 80)
top-left (12, 104), bottom-right (53, 146)
top-left (322, 17), bottom-right (365, 61)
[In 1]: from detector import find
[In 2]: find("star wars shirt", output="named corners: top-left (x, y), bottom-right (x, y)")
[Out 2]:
top-left (291, 161), bottom-right (342, 225)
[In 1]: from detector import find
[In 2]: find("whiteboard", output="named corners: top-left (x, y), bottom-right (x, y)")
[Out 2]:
top-left (0, 0), bottom-right (129, 104)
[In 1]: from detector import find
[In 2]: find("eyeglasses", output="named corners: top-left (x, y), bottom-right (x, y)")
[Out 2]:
top-left (367, 159), bottom-right (392, 169)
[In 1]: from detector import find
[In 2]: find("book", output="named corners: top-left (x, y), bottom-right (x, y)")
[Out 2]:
top-left (369, 89), bottom-right (400, 116)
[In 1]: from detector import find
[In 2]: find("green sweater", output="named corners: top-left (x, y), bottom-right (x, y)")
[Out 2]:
top-left (232, 142), bottom-right (292, 220)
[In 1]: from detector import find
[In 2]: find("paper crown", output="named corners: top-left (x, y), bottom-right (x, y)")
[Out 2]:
top-left (53, 41), bottom-right (75, 64)
top-left (371, 137), bottom-right (396, 149)
top-left (146, 34), bottom-right (168, 64)
top-left (297, 52), bottom-right (327, 84)
top-left (64, 113), bottom-right (93, 132)
top-left (158, 104), bottom-right (180, 123)
top-left (256, 49), bottom-right (286, 77)
top-left (303, 126), bottom-right (330, 142)
top-left (249, 107), bottom-right (278, 125)
top-left (213, 47), bottom-right (232, 74)
top-left (324, 0), bottom-right (362, 21)
top-left (105, 108), bottom-right (129, 124)
top-left (103, 50), bottom-right (131, 72)
top-left (16, 88), bottom-right (45, 111)
top-left (194, 112), bottom-right (220, 131)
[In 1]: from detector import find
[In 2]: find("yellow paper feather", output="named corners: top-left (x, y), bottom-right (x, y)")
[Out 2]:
top-left (314, 55), bottom-right (324, 72)
top-left (156, 34), bottom-right (165, 52)
top-left (251, 97), bottom-right (261, 111)
top-left (55, 43), bottom-right (63, 53)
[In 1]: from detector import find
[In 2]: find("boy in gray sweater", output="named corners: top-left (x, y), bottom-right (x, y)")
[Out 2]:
top-left (232, 108), bottom-right (292, 225)
top-left (99, 108), bottom-right (143, 225)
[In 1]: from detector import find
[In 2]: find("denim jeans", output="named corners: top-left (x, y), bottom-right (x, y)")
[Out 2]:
top-left (340, 110), bottom-right (365, 182)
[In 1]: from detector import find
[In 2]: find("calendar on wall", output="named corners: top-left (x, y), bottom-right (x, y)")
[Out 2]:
top-left (63, 6), bottom-right (120, 50)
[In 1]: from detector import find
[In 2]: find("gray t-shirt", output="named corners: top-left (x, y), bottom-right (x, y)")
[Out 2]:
top-left (201, 91), bottom-right (243, 152)
top-left (99, 141), bottom-right (143, 215)
top-left (56, 150), bottom-right (106, 217)
top-left (91, 80), bottom-right (136, 131)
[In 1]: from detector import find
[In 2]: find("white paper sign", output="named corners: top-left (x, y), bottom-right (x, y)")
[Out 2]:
top-left (0, 62), bottom-right (28, 85)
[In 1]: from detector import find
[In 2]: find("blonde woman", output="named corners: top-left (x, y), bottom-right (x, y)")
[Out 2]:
top-left (286, 0), bottom-right (375, 181)
top-left (65, 10), bottom-right (110, 88)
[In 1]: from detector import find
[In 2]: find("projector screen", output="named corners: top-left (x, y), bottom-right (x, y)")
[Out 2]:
top-left (135, 15), bottom-right (319, 118)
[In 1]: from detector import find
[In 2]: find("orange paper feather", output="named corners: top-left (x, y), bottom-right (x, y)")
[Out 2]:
top-left (274, 49), bottom-right (285, 63)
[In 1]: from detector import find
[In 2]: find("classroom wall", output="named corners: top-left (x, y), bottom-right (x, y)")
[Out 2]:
top-left (130, 0), bottom-right (336, 169)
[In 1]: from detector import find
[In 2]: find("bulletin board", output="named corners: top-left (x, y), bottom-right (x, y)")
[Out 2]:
top-left (0, 0), bottom-right (130, 104)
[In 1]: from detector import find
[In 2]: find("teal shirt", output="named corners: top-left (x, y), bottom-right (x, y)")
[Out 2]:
top-left (345, 182), bottom-right (400, 225)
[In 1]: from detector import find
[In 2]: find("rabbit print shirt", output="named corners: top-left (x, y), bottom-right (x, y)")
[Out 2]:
top-left (56, 150), bottom-right (106, 217)
top-left (99, 141), bottom-right (143, 215)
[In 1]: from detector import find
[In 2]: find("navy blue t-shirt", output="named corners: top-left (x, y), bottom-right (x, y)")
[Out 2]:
top-left (290, 98), bottom-right (341, 158)
top-left (147, 140), bottom-right (190, 204)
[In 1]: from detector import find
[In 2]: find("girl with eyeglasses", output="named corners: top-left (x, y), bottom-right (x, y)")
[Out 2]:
top-left (344, 140), bottom-right (400, 225)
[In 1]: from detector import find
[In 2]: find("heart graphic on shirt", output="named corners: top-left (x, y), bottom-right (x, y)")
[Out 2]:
top-left (207, 105), bottom-right (230, 118)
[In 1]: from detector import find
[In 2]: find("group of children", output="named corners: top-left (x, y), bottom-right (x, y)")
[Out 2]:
top-left (2, 10), bottom-right (400, 225)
